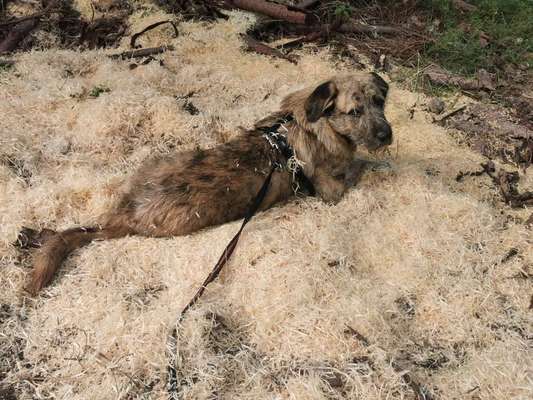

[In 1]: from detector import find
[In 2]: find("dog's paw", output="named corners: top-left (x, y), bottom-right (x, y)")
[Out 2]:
top-left (368, 160), bottom-right (394, 173)
top-left (14, 227), bottom-right (57, 250)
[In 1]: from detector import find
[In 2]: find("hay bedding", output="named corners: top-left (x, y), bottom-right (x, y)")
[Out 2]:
top-left (1, 7), bottom-right (532, 400)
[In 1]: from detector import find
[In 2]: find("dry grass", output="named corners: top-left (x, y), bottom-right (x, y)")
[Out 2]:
top-left (1, 6), bottom-right (532, 400)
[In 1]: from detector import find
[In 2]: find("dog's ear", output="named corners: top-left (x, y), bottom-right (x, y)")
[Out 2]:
top-left (304, 81), bottom-right (338, 123)
top-left (371, 72), bottom-right (389, 97)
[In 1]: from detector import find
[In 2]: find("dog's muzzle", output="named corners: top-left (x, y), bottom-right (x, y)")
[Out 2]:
top-left (375, 122), bottom-right (393, 146)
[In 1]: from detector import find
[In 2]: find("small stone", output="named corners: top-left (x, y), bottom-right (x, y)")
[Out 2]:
top-left (428, 97), bottom-right (445, 114)
top-left (44, 136), bottom-right (71, 156)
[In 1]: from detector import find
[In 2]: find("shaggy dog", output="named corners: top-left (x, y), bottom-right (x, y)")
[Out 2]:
top-left (23, 72), bottom-right (393, 295)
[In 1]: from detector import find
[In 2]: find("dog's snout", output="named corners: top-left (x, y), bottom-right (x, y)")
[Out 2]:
top-left (376, 123), bottom-right (392, 143)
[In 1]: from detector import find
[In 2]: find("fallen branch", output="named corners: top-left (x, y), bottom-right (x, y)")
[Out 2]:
top-left (109, 45), bottom-right (174, 60)
top-left (242, 34), bottom-right (297, 64)
top-left (225, 0), bottom-right (309, 24)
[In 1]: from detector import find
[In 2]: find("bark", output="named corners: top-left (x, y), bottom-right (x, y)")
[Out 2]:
top-left (226, 0), bottom-right (308, 24)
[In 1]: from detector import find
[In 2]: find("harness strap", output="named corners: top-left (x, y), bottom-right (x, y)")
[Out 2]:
top-left (167, 166), bottom-right (275, 397)
top-left (258, 114), bottom-right (315, 196)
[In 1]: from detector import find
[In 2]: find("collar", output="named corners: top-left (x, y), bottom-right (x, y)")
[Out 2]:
top-left (258, 114), bottom-right (315, 196)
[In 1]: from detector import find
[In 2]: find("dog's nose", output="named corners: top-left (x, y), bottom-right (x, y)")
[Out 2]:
top-left (376, 124), bottom-right (392, 143)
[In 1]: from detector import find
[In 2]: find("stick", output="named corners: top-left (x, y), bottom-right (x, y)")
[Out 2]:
top-left (242, 34), bottom-right (297, 64)
top-left (337, 22), bottom-right (401, 35)
top-left (277, 30), bottom-right (324, 49)
top-left (130, 20), bottom-right (178, 49)
top-left (345, 325), bottom-right (370, 347)
top-left (108, 45), bottom-right (175, 60)
top-left (433, 104), bottom-right (466, 122)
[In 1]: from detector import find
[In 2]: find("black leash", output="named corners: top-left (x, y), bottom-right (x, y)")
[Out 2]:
top-left (166, 114), bottom-right (316, 398)
top-left (166, 166), bottom-right (275, 398)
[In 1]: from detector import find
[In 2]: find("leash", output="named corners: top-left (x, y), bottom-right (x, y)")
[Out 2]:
top-left (166, 166), bottom-right (275, 398)
top-left (166, 114), bottom-right (315, 398)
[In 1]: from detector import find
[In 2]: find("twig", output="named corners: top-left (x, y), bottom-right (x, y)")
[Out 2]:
top-left (276, 30), bottom-right (324, 50)
top-left (108, 45), bottom-right (174, 60)
top-left (130, 20), bottom-right (179, 49)
top-left (344, 325), bottom-right (370, 347)
top-left (500, 248), bottom-right (519, 264)
top-left (242, 34), bottom-right (297, 64)
top-left (433, 104), bottom-right (466, 122)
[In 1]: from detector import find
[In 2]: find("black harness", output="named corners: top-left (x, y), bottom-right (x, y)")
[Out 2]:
top-left (257, 114), bottom-right (315, 196)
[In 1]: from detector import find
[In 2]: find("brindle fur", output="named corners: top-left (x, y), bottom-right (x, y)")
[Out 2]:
top-left (25, 72), bottom-right (392, 295)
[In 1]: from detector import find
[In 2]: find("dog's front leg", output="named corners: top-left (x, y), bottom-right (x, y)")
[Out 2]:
top-left (313, 168), bottom-right (346, 204)
top-left (344, 158), bottom-right (393, 187)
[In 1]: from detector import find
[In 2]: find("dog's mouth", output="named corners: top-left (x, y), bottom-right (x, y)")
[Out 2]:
top-left (341, 134), bottom-right (355, 147)
top-left (366, 138), bottom-right (392, 153)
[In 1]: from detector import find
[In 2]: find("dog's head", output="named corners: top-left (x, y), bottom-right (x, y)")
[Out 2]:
top-left (287, 73), bottom-right (392, 152)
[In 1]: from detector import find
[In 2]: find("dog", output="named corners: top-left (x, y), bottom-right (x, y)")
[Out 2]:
top-left (23, 72), bottom-right (393, 295)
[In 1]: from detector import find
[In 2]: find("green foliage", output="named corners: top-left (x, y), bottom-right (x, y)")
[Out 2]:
top-left (331, 1), bottom-right (355, 20)
top-left (419, 0), bottom-right (532, 75)
top-left (89, 85), bottom-right (111, 98)
top-left (0, 62), bottom-right (14, 73)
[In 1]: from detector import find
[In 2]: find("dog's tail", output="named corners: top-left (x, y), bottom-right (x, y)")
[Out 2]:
top-left (27, 225), bottom-right (128, 295)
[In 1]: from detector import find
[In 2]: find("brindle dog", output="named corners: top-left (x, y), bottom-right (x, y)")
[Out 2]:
top-left (24, 72), bottom-right (392, 295)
